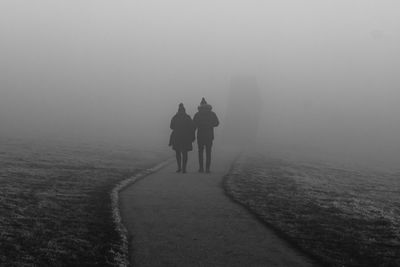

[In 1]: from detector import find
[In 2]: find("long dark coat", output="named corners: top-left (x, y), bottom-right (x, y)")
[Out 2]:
top-left (170, 111), bottom-right (195, 151)
top-left (193, 106), bottom-right (219, 144)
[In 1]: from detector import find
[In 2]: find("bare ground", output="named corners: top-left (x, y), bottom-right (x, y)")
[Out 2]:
top-left (120, 147), bottom-right (317, 267)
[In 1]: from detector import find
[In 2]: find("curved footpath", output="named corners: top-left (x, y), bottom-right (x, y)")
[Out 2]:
top-left (119, 147), bottom-right (317, 267)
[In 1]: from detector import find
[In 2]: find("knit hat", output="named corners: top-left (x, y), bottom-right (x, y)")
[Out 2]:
top-left (198, 97), bottom-right (212, 110)
top-left (200, 97), bottom-right (207, 105)
top-left (178, 103), bottom-right (185, 112)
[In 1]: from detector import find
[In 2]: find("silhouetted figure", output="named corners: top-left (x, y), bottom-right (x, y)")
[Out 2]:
top-left (193, 98), bottom-right (219, 173)
top-left (169, 103), bottom-right (195, 173)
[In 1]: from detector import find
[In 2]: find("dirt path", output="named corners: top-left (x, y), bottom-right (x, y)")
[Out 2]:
top-left (120, 147), bottom-right (316, 267)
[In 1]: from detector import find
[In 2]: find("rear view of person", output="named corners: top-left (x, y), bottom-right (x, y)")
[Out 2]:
top-left (193, 98), bottom-right (219, 173)
top-left (169, 103), bottom-right (195, 173)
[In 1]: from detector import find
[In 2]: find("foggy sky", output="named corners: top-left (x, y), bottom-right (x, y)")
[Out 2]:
top-left (1, 1), bottom-right (399, 168)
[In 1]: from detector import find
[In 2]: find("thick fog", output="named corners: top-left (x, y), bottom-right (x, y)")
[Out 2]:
top-left (1, 1), bottom-right (399, 168)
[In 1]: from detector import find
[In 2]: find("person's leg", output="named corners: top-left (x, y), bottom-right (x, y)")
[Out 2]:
top-left (205, 141), bottom-right (212, 173)
top-left (182, 150), bottom-right (188, 173)
top-left (175, 149), bottom-right (182, 172)
top-left (198, 142), bottom-right (205, 172)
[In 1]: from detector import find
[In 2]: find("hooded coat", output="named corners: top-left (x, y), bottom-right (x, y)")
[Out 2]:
top-left (193, 104), bottom-right (219, 144)
top-left (170, 110), bottom-right (195, 151)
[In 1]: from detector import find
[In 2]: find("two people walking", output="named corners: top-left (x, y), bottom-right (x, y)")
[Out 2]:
top-left (169, 98), bottom-right (219, 173)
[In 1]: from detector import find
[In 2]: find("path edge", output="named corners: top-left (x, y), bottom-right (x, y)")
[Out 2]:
top-left (109, 158), bottom-right (173, 267)
top-left (221, 153), bottom-right (324, 267)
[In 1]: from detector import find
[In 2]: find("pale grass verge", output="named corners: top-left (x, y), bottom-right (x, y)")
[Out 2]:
top-left (110, 159), bottom-right (173, 267)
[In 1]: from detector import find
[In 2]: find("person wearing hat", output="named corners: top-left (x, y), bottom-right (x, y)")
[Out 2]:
top-left (193, 98), bottom-right (219, 173)
top-left (169, 103), bottom-right (195, 173)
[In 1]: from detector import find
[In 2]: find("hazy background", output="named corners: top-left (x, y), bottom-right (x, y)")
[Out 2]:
top-left (1, 1), bottom-right (399, 169)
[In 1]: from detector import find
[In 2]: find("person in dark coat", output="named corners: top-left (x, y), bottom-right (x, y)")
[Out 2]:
top-left (169, 103), bottom-right (195, 173)
top-left (193, 98), bottom-right (219, 173)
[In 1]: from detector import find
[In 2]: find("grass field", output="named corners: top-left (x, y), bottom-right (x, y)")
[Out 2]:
top-left (224, 154), bottom-right (400, 267)
top-left (0, 139), bottom-right (167, 266)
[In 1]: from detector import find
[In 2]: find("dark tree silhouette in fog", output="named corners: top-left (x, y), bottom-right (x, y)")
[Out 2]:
top-left (223, 76), bottom-right (263, 146)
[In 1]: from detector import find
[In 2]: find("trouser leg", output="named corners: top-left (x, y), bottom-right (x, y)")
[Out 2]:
top-left (205, 142), bottom-right (212, 172)
top-left (198, 143), bottom-right (204, 171)
top-left (182, 151), bottom-right (188, 173)
top-left (175, 150), bottom-right (182, 171)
